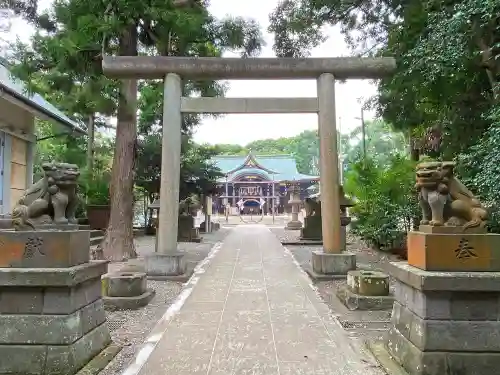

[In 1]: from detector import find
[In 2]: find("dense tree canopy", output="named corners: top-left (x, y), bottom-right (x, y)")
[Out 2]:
top-left (6, 0), bottom-right (263, 260)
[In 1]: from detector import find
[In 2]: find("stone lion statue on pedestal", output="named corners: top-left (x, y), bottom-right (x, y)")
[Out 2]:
top-left (12, 162), bottom-right (80, 230)
top-left (416, 161), bottom-right (487, 231)
top-left (304, 197), bottom-right (321, 217)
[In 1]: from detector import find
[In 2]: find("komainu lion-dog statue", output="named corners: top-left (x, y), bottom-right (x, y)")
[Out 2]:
top-left (416, 161), bottom-right (488, 231)
top-left (12, 162), bottom-right (80, 230)
top-left (304, 196), bottom-right (321, 217)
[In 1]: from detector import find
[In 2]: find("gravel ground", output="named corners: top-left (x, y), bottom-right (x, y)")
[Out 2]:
top-left (100, 228), bottom-right (231, 375)
top-left (271, 227), bottom-right (402, 340)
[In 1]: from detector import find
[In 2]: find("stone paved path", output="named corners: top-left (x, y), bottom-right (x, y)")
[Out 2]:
top-left (130, 225), bottom-right (384, 375)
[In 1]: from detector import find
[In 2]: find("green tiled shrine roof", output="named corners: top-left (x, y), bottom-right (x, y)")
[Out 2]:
top-left (0, 61), bottom-right (85, 134)
top-left (212, 153), bottom-right (318, 182)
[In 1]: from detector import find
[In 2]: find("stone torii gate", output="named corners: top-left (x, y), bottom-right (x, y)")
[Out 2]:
top-left (102, 56), bottom-right (395, 277)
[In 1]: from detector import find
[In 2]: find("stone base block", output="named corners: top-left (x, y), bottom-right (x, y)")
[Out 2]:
top-left (102, 272), bottom-right (147, 297)
top-left (0, 323), bottom-right (111, 375)
top-left (384, 261), bottom-right (500, 375)
top-left (103, 289), bottom-right (156, 311)
top-left (385, 324), bottom-right (500, 375)
top-left (285, 220), bottom-right (302, 230)
top-left (311, 251), bottom-right (356, 277)
top-left (0, 259), bottom-right (111, 375)
top-left (282, 239), bottom-right (323, 246)
top-left (145, 252), bottom-right (186, 277)
top-left (407, 230), bottom-right (500, 271)
top-left (336, 285), bottom-right (394, 311)
top-left (0, 230), bottom-right (90, 268)
top-left (0, 298), bottom-right (106, 345)
top-left (347, 270), bottom-right (390, 296)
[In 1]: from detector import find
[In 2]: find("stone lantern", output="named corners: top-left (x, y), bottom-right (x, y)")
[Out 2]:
top-left (301, 185), bottom-right (354, 249)
top-left (285, 182), bottom-right (302, 230)
top-left (339, 185), bottom-right (355, 249)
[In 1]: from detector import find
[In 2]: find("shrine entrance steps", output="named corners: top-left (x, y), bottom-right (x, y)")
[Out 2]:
top-left (124, 225), bottom-right (384, 375)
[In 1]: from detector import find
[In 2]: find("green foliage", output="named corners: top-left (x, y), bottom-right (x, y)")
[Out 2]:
top-left (343, 119), bottom-right (407, 170)
top-left (458, 106), bottom-right (500, 233)
top-left (135, 134), bottom-right (223, 200)
top-left (345, 156), bottom-right (418, 250)
top-left (79, 169), bottom-right (111, 206)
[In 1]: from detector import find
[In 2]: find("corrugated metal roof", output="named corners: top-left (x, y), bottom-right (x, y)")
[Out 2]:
top-left (213, 153), bottom-right (318, 182)
top-left (0, 63), bottom-right (85, 134)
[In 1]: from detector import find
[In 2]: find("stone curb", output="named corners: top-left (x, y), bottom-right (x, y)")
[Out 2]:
top-left (365, 340), bottom-right (409, 375)
top-left (147, 270), bottom-right (194, 283)
top-left (103, 289), bottom-right (156, 311)
top-left (74, 343), bottom-right (122, 375)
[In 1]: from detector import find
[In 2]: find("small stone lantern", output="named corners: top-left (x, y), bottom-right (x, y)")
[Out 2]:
top-left (285, 182), bottom-right (302, 230)
top-left (146, 198), bottom-right (160, 235)
top-left (339, 185), bottom-right (355, 250)
top-left (300, 185), bottom-right (354, 249)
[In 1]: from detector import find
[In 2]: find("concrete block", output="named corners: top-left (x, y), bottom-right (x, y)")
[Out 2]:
top-left (145, 252), bottom-right (186, 277)
top-left (311, 250), bottom-right (356, 276)
top-left (392, 301), bottom-right (500, 352)
top-left (103, 289), bottom-right (156, 311)
top-left (43, 277), bottom-right (102, 314)
top-left (0, 309), bottom-right (83, 345)
top-left (0, 287), bottom-right (44, 314)
top-left (103, 272), bottom-right (147, 297)
top-left (0, 230), bottom-right (90, 268)
top-left (0, 299), bottom-right (106, 345)
top-left (385, 325), bottom-right (500, 375)
top-left (45, 323), bottom-right (111, 375)
top-left (0, 344), bottom-right (47, 375)
top-left (394, 279), bottom-right (500, 321)
top-left (336, 285), bottom-right (394, 311)
top-left (79, 299), bottom-right (107, 335)
top-left (387, 261), bottom-right (500, 292)
top-left (386, 326), bottom-right (447, 375)
top-left (347, 270), bottom-right (389, 296)
top-left (0, 260), bottom-right (108, 287)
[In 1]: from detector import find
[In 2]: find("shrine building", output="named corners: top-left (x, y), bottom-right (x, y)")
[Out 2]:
top-left (212, 152), bottom-right (318, 214)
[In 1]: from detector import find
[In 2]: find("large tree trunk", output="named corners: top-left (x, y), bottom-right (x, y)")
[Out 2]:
top-left (100, 24), bottom-right (138, 261)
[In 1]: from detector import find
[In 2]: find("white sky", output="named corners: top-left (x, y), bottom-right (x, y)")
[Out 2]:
top-left (7, 0), bottom-right (377, 146)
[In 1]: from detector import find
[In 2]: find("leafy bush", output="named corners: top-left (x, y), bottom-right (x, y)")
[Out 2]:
top-left (344, 156), bottom-right (419, 251)
top-left (457, 105), bottom-right (500, 233)
top-left (79, 168), bottom-right (111, 206)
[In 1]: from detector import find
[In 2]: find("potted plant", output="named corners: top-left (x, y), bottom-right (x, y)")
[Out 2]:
top-left (83, 171), bottom-right (111, 230)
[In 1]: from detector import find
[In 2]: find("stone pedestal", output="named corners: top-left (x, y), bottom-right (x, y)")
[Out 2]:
top-left (0, 230), bottom-right (111, 375)
top-left (102, 271), bottom-right (155, 310)
top-left (309, 250), bottom-right (356, 280)
top-left (301, 216), bottom-right (349, 247)
top-left (336, 270), bottom-right (394, 310)
top-left (375, 262), bottom-right (500, 375)
top-left (407, 227), bottom-right (500, 271)
top-left (178, 215), bottom-right (202, 242)
top-left (145, 252), bottom-right (186, 279)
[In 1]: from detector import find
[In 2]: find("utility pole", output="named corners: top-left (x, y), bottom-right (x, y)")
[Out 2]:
top-left (361, 107), bottom-right (366, 159)
top-left (338, 116), bottom-right (343, 184)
